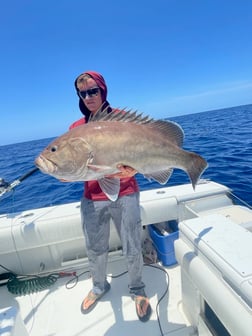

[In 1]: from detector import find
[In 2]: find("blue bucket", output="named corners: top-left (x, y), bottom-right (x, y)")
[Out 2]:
top-left (148, 220), bottom-right (179, 266)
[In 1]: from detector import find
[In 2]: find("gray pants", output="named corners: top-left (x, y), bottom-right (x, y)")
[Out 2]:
top-left (81, 192), bottom-right (145, 296)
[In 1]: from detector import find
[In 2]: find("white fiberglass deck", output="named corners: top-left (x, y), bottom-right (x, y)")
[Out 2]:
top-left (1, 181), bottom-right (252, 336)
top-left (0, 254), bottom-right (195, 336)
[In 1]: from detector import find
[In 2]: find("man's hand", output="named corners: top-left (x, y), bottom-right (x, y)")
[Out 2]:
top-left (106, 164), bottom-right (137, 179)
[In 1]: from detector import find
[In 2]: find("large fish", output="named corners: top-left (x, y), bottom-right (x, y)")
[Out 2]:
top-left (35, 109), bottom-right (208, 201)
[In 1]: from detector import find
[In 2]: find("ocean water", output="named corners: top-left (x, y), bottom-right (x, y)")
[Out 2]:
top-left (0, 104), bottom-right (251, 215)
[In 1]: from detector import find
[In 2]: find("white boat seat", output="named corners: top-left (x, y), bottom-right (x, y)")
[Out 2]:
top-left (178, 213), bottom-right (252, 308)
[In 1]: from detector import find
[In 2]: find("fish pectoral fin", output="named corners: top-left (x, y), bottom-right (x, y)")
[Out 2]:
top-left (98, 177), bottom-right (120, 202)
top-left (144, 168), bottom-right (174, 185)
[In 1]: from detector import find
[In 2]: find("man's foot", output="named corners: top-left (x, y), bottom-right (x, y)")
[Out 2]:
top-left (80, 282), bottom-right (111, 314)
top-left (134, 295), bottom-right (152, 322)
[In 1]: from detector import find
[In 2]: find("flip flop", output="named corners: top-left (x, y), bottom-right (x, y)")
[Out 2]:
top-left (80, 282), bottom-right (111, 314)
top-left (134, 295), bottom-right (152, 322)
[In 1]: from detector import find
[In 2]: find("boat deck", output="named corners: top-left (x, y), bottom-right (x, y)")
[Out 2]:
top-left (2, 181), bottom-right (251, 335)
top-left (0, 253), bottom-right (196, 336)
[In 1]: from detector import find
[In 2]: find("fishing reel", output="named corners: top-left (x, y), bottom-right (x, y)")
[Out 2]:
top-left (0, 178), bottom-right (10, 188)
top-left (0, 178), bottom-right (10, 196)
top-left (0, 167), bottom-right (39, 198)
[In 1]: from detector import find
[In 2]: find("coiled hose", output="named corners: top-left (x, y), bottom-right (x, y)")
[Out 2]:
top-left (6, 272), bottom-right (76, 295)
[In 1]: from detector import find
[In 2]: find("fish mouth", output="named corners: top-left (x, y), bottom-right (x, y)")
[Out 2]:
top-left (35, 155), bottom-right (58, 174)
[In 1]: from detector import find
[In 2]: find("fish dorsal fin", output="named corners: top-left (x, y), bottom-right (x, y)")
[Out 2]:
top-left (90, 105), bottom-right (184, 146)
top-left (149, 120), bottom-right (184, 147)
top-left (144, 168), bottom-right (174, 185)
top-left (89, 105), bottom-right (153, 125)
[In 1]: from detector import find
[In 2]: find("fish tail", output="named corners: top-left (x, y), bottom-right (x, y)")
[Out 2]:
top-left (186, 152), bottom-right (208, 189)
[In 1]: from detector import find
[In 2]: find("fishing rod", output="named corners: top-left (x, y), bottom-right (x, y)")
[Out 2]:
top-left (0, 167), bottom-right (39, 197)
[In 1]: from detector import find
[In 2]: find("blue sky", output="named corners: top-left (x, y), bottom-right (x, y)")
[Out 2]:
top-left (1, 0), bottom-right (252, 145)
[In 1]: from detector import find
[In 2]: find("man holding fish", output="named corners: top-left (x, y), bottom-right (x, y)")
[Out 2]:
top-left (35, 70), bottom-right (207, 322)
top-left (70, 71), bottom-right (152, 321)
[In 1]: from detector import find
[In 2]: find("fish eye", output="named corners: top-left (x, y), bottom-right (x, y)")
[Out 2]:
top-left (50, 146), bottom-right (58, 152)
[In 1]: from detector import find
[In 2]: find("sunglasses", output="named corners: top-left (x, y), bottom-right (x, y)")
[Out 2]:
top-left (78, 87), bottom-right (100, 99)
